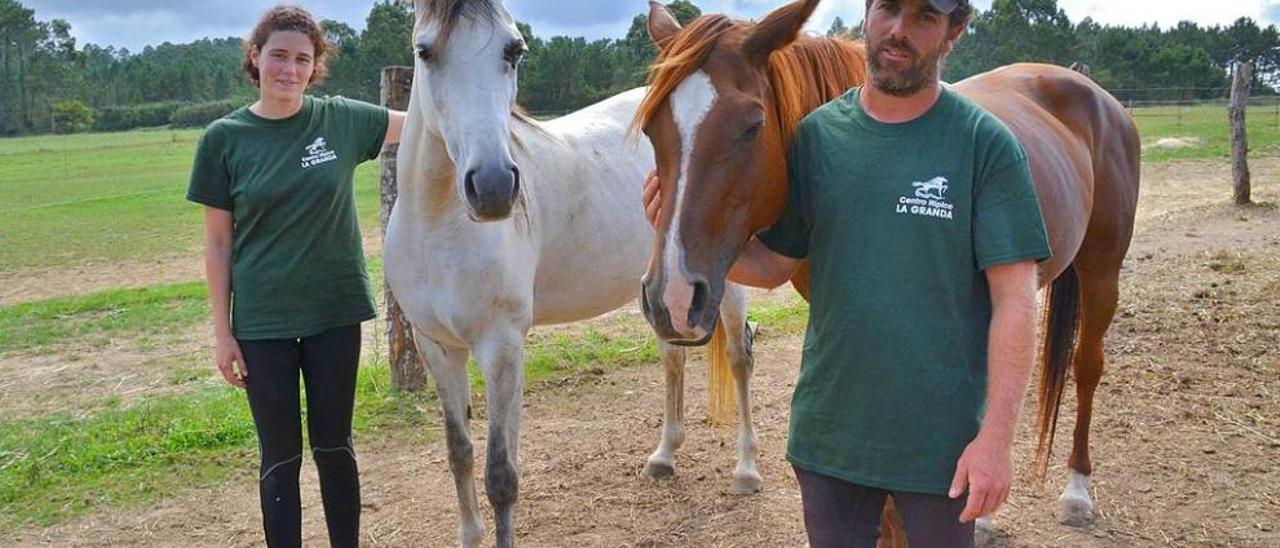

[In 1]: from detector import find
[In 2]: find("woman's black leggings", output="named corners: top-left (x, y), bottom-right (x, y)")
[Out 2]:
top-left (239, 324), bottom-right (362, 548)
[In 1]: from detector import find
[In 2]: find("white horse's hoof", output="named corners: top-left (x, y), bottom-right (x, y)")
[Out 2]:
top-left (729, 472), bottom-right (762, 495)
top-left (642, 460), bottom-right (676, 480)
top-left (1059, 494), bottom-right (1095, 527)
top-left (460, 520), bottom-right (485, 548)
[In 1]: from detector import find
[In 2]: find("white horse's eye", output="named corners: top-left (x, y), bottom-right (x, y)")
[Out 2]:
top-left (504, 41), bottom-right (527, 67)
top-left (417, 45), bottom-right (433, 63)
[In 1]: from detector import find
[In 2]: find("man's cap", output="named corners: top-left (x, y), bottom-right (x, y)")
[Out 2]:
top-left (928, 0), bottom-right (969, 14)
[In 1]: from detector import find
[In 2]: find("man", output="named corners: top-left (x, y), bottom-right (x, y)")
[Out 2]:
top-left (642, 0), bottom-right (1050, 545)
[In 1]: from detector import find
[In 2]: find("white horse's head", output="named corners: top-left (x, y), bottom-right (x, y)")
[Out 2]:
top-left (413, 0), bottom-right (527, 221)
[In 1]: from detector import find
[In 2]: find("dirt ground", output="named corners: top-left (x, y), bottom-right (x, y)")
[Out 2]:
top-left (0, 254), bottom-right (203, 308)
top-left (6, 158), bottom-right (1280, 547)
top-left (0, 233), bottom-right (384, 307)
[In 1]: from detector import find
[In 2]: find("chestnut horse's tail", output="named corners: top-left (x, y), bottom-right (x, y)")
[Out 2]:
top-left (1033, 264), bottom-right (1082, 478)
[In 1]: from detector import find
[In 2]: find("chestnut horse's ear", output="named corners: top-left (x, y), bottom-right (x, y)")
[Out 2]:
top-left (647, 1), bottom-right (683, 50)
top-left (743, 0), bottom-right (820, 64)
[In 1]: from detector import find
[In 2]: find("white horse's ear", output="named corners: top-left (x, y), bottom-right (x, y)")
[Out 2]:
top-left (407, 0), bottom-right (425, 17)
top-left (743, 0), bottom-right (819, 64)
top-left (647, 1), bottom-right (682, 49)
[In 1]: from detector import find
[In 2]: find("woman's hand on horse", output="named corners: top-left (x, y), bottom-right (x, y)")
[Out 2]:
top-left (215, 335), bottom-right (248, 389)
top-left (643, 170), bottom-right (661, 229)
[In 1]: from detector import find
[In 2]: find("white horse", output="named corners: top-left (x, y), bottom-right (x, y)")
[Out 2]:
top-left (384, 1), bottom-right (762, 546)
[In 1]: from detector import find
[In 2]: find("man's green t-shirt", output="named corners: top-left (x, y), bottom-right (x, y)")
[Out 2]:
top-left (757, 87), bottom-right (1051, 495)
top-left (186, 95), bottom-right (389, 340)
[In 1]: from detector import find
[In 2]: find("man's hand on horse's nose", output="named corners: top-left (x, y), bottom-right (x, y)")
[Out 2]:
top-left (643, 170), bottom-right (661, 229)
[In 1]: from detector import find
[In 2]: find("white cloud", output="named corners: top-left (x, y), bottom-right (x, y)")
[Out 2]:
top-left (1057, 0), bottom-right (1260, 28)
top-left (1265, 0), bottom-right (1280, 24)
top-left (804, 1), bottom-right (1264, 35)
top-left (18, 0), bottom-right (1271, 52)
top-left (805, 0), bottom-right (866, 35)
top-left (71, 10), bottom-right (232, 51)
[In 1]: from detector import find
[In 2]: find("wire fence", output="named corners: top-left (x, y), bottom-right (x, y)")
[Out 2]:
top-left (526, 87), bottom-right (1280, 127)
top-left (1112, 87), bottom-right (1280, 129)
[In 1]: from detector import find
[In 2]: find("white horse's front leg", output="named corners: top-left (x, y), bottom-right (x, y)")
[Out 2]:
top-left (721, 284), bottom-right (761, 495)
top-left (473, 327), bottom-right (527, 548)
top-left (642, 340), bottom-right (687, 479)
top-left (414, 333), bottom-right (485, 548)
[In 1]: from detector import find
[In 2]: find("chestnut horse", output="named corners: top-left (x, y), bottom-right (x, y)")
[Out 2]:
top-left (634, 0), bottom-right (1139, 539)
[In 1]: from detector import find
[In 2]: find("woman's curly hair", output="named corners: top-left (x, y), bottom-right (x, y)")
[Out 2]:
top-left (242, 5), bottom-right (331, 88)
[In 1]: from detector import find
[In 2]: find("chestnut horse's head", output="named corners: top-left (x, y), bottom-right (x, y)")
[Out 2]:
top-left (634, 0), bottom-right (865, 343)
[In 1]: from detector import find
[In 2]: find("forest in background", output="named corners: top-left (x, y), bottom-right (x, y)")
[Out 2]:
top-left (0, 0), bottom-right (1276, 135)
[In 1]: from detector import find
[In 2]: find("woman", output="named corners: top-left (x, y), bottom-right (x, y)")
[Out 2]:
top-left (185, 6), bottom-right (405, 547)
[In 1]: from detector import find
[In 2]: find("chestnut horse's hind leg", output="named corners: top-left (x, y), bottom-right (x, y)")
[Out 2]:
top-left (1060, 265), bottom-right (1121, 526)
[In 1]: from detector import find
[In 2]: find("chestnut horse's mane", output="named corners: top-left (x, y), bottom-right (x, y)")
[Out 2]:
top-left (633, 14), bottom-right (868, 149)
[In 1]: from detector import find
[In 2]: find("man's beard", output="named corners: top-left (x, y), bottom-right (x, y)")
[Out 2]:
top-left (867, 35), bottom-right (943, 97)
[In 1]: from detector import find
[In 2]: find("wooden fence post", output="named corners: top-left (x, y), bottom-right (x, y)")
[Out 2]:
top-left (380, 66), bottom-right (426, 392)
top-left (1230, 62), bottom-right (1252, 206)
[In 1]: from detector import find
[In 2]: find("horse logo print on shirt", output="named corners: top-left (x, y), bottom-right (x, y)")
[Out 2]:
top-left (913, 177), bottom-right (949, 200)
top-left (896, 176), bottom-right (955, 220)
top-left (301, 136), bottom-right (338, 169)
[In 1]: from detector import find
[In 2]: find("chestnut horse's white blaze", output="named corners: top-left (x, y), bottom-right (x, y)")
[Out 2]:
top-left (663, 70), bottom-right (719, 339)
top-left (384, 2), bottom-right (760, 547)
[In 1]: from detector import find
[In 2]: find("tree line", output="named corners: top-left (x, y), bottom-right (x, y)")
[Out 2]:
top-left (1, 0), bottom-right (1276, 136)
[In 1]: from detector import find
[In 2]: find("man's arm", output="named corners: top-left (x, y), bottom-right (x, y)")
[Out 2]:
top-left (950, 259), bottom-right (1039, 522)
top-left (728, 238), bottom-right (801, 289)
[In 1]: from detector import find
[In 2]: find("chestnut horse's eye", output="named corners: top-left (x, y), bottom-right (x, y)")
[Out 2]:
top-left (417, 45), bottom-right (433, 63)
top-left (742, 120), bottom-right (764, 141)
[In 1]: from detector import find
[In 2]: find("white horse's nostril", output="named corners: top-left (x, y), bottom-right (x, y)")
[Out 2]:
top-left (464, 170), bottom-right (480, 202)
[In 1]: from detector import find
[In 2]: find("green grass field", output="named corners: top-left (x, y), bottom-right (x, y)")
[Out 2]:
top-left (0, 282), bottom-right (207, 354)
top-left (0, 359), bottom-right (436, 530)
top-left (0, 128), bottom-right (382, 274)
top-left (0, 103), bottom-right (1274, 276)
top-left (1129, 103), bottom-right (1280, 162)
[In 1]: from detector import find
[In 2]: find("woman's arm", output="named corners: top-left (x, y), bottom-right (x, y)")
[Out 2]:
top-left (384, 110), bottom-right (407, 146)
top-left (203, 206), bottom-right (247, 388)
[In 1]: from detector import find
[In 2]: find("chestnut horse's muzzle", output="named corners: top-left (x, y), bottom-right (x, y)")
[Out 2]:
top-left (641, 274), bottom-right (718, 346)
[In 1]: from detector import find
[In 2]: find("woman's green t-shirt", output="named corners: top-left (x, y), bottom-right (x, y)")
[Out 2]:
top-left (187, 95), bottom-right (389, 340)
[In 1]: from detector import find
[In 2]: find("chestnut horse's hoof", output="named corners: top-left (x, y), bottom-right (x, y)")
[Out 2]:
top-left (1059, 471), bottom-right (1096, 527)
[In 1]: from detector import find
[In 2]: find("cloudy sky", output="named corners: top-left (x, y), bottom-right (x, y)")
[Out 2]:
top-left (19, 0), bottom-right (1278, 53)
